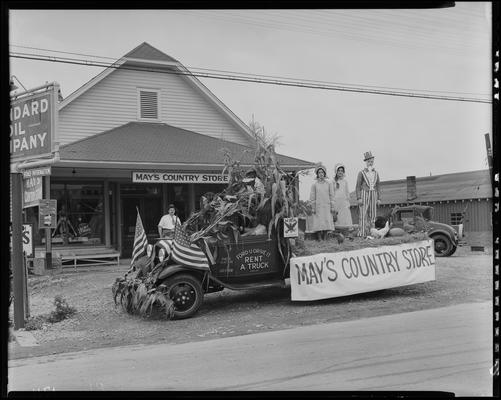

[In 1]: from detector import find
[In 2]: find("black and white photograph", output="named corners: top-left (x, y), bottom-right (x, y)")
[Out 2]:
top-left (6, 3), bottom-right (496, 396)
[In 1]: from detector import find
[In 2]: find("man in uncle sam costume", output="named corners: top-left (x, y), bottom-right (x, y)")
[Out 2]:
top-left (355, 151), bottom-right (381, 237)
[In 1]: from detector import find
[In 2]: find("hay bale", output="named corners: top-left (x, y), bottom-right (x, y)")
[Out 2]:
top-left (292, 232), bottom-right (429, 257)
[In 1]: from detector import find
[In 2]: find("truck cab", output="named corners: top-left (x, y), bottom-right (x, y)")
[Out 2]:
top-left (390, 205), bottom-right (461, 257)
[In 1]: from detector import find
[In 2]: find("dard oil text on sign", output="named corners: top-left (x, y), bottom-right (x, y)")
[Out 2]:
top-left (10, 91), bottom-right (55, 161)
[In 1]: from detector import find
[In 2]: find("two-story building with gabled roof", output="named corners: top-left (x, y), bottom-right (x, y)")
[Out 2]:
top-left (28, 42), bottom-right (314, 260)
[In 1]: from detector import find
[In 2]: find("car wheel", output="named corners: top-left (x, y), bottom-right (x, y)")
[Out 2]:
top-left (163, 274), bottom-right (203, 319)
top-left (431, 234), bottom-right (455, 257)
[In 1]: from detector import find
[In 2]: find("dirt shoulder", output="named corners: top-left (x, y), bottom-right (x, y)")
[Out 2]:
top-left (9, 241), bottom-right (493, 360)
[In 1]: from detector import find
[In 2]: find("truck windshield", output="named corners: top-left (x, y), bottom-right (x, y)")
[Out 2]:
top-left (422, 208), bottom-right (433, 221)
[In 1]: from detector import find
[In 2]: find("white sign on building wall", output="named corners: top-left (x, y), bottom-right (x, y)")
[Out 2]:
top-left (132, 172), bottom-right (229, 184)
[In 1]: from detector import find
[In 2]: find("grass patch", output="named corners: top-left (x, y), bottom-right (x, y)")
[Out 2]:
top-left (24, 295), bottom-right (77, 330)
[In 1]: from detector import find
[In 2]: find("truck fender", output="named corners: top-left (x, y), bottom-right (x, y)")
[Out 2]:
top-left (428, 228), bottom-right (455, 242)
top-left (157, 264), bottom-right (205, 282)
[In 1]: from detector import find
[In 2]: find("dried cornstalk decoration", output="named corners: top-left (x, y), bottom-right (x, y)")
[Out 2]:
top-left (112, 255), bottom-right (175, 319)
top-left (184, 126), bottom-right (306, 269)
top-left (112, 126), bottom-right (305, 318)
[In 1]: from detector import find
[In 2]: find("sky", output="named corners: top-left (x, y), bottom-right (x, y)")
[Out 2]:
top-left (8, 5), bottom-right (492, 200)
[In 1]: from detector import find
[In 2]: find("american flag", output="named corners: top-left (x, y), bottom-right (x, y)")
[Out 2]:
top-left (156, 239), bottom-right (173, 261)
top-left (171, 225), bottom-right (209, 270)
top-left (131, 208), bottom-right (148, 266)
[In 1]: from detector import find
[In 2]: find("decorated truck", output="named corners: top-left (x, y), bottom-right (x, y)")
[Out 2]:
top-left (112, 137), bottom-right (436, 320)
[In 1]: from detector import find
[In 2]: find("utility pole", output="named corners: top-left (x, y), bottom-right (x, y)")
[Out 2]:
top-left (11, 172), bottom-right (25, 329)
top-left (485, 133), bottom-right (494, 189)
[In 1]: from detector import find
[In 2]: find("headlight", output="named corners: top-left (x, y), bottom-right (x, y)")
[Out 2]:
top-left (158, 248), bottom-right (166, 263)
top-left (146, 244), bottom-right (153, 257)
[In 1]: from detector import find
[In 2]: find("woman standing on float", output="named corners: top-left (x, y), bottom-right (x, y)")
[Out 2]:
top-left (309, 165), bottom-right (335, 240)
top-left (333, 163), bottom-right (353, 227)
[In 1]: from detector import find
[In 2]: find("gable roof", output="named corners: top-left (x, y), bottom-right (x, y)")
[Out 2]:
top-left (124, 42), bottom-right (179, 63)
top-left (350, 169), bottom-right (492, 205)
top-left (58, 121), bottom-right (314, 170)
top-left (58, 42), bottom-right (255, 143)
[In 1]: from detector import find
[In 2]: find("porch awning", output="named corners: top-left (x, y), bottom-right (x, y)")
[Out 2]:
top-left (58, 122), bottom-right (314, 171)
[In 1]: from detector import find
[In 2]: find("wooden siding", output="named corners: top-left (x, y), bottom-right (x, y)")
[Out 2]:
top-left (350, 199), bottom-right (492, 232)
top-left (58, 68), bottom-right (251, 147)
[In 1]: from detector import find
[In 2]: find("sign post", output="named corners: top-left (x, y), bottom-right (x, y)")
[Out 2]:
top-left (22, 223), bottom-right (33, 319)
top-left (11, 173), bottom-right (25, 329)
top-left (39, 198), bottom-right (57, 268)
top-left (10, 82), bottom-right (59, 329)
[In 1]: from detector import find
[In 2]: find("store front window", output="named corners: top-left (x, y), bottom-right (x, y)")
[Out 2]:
top-left (49, 181), bottom-right (105, 246)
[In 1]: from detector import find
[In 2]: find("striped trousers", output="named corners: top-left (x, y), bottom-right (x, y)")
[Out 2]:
top-left (358, 189), bottom-right (377, 237)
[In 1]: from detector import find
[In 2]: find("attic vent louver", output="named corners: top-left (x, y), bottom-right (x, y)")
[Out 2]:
top-left (139, 90), bottom-right (159, 120)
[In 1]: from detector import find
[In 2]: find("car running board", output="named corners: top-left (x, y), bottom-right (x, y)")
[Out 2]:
top-left (209, 276), bottom-right (287, 291)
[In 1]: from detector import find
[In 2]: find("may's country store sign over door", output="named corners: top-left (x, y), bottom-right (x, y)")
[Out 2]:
top-left (10, 89), bottom-right (57, 162)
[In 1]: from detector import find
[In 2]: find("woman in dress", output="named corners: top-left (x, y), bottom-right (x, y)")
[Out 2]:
top-left (333, 163), bottom-right (353, 226)
top-left (309, 165), bottom-right (335, 240)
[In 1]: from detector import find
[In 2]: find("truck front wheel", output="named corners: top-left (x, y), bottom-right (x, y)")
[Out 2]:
top-left (431, 234), bottom-right (456, 257)
top-left (163, 274), bottom-right (203, 319)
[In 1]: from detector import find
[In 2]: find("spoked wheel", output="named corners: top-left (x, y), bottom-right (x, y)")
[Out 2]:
top-left (432, 234), bottom-right (455, 257)
top-left (164, 274), bottom-right (203, 319)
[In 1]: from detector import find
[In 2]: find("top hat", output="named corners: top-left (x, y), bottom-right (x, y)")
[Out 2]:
top-left (363, 151), bottom-right (374, 161)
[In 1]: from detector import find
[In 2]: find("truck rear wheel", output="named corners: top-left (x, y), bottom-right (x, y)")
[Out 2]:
top-left (431, 234), bottom-right (455, 257)
top-left (163, 274), bottom-right (203, 319)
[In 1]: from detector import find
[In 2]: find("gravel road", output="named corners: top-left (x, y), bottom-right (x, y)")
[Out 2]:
top-left (9, 250), bottom-right (492, 360)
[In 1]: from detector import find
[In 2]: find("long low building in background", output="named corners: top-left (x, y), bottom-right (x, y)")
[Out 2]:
top-left (349, 169), bottom-right (492, 232)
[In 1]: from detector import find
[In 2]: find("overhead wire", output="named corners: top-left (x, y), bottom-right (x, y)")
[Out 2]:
top-left (10, 51), bottom-right (491, 103)
top-left (182, 9), bottom-right (487, 45)
top-left (9, 44), bottom-right (490, 96)
top-left (169, 10), bottom-right (488, 56)
top-left (308, 10), bottom-right (489, 45)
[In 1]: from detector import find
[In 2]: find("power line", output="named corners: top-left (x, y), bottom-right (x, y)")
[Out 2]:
top-left (10, 44), bottom-right (490, 96)
top-left (10, 52), bottom-right (491, 104)
top-left (170, 10), bottom-right (488, 57)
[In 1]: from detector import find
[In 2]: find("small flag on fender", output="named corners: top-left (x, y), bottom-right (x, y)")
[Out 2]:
top-left (131, 208), bottom-right (148, 267)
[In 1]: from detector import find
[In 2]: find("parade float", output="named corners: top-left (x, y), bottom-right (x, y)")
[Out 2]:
top-left (112, 133), bottom-right (435, 319)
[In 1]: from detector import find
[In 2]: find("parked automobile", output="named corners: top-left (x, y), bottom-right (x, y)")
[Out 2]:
top-left (389, 205), bottom-right (462, 257)
top-left (141, 233), bottom-right (290, 319)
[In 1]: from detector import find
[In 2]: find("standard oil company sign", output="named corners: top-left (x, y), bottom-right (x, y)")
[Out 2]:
top-left (10, 89), bottom-right (57, 161)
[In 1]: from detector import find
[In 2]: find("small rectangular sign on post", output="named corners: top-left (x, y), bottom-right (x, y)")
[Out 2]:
top-left (38, 199), bottom-right (57, 229)
top-left (283, 217), bottom-right (299, 238)
top-left (23, 176), bottom-right (43, 208)
top-left (22, 223), bottom-right (34, 258)
top-left (23, 167), bottom-right (51, 208)
top-left (22, 166), bottom-right (51, 179)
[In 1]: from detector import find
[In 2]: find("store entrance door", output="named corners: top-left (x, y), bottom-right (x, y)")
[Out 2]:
top-left (121, 196), bottom-right (162, 258)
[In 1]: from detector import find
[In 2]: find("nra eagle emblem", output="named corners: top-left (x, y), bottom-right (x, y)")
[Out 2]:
top-left (283, 217), bottom-right (299, 238)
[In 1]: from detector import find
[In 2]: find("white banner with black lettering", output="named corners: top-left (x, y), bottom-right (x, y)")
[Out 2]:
top-left (290, 239), bottom-right (435, 301)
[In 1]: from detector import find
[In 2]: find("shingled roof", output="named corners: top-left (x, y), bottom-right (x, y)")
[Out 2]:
top-left (59, 121), bottom-right (314, 169)
top-left (123, 42), bottom-right (179, 63)
top-left (349, 169), bottom-right (492, 205)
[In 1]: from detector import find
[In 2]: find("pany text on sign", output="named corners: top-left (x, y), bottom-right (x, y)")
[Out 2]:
top-left (10, 90), bottom-right (56, 161)
top-left (290, 239), bottom-right (435, 301)
top-left (132, 172), bottom-right (229, 184)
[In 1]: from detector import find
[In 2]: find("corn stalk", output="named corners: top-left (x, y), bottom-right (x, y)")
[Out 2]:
top-left (112, 263), bottom-right (175, 319)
